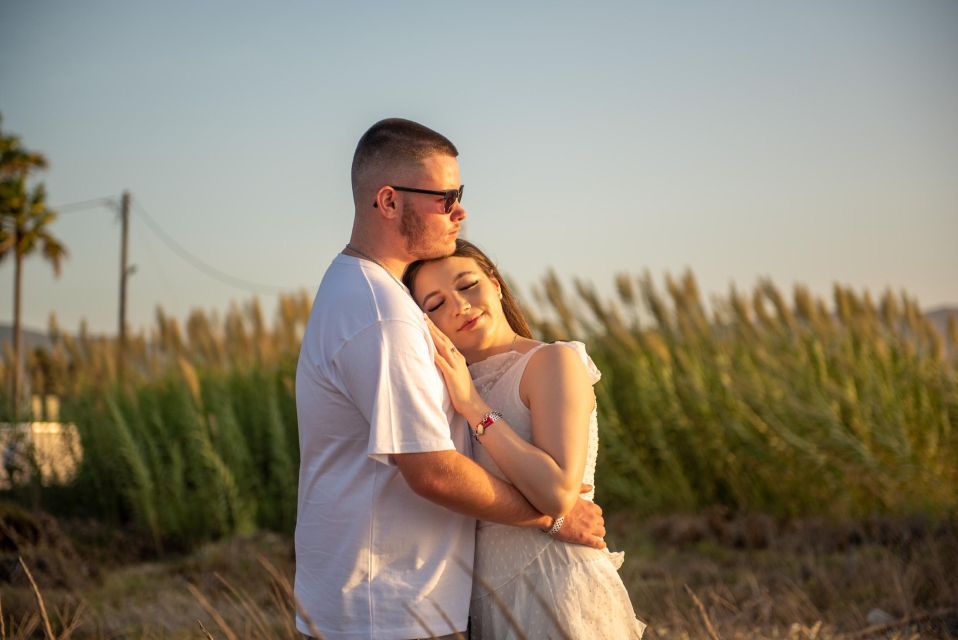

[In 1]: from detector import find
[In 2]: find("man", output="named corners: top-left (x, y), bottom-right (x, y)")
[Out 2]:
top-left (295, 118), bottom-right (605, 639)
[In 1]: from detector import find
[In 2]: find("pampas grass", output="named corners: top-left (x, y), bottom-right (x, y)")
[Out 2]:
top-left (2, 274), bottom-right (955, 551)
top-left (527, 272), bottom-right (957, 519)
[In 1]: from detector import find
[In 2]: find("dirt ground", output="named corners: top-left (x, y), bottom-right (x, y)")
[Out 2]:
top-left (2, 505), bottom-right (957, 639)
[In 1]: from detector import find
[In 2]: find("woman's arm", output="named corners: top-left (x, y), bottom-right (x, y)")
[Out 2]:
top-left (391, 449), bottom-right (606, 549)
top-left (427, 320), bottom-right (593, 519)
top-left (462, 345), bottom-right (593, 519)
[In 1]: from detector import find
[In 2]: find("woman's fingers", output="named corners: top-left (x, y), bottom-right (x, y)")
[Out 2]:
top-left (424, 315), bottom-right (453, 347)
top-left (425, 315), bottom-right (446, 342)
top-left (425, 316), bottom-right (440, 341)
top-left (425, 317), bottom-right (451, 350)
top-left (433, 352), bottom-right (450, 376)
top-left (426, 322), bottom-right (448, 354)
top-left (425, 317), bottom-right (464, 365)
top-left (428, 327), bottom-right (444, 353)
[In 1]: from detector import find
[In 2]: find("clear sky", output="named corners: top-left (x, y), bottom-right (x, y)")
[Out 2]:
top-left (1, 1), bottom-right (956, 334)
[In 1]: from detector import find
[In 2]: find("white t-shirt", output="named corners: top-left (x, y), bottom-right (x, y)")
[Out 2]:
top-left (294, 254), bottom-right (475, 639)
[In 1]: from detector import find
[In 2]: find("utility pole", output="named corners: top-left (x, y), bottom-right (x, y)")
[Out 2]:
top-left (118, 191), bottom-right (130, 378)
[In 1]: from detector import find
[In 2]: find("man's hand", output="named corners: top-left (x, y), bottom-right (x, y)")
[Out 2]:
top-left (551, 485), bottom-right (606, 549)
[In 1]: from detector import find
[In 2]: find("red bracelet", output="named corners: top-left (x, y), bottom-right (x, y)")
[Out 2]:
top-left (472, 411), bottom-right (503, 442)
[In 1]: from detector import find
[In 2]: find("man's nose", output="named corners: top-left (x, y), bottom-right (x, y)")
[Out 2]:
top-left (451, 201), bottom-right (467, 222)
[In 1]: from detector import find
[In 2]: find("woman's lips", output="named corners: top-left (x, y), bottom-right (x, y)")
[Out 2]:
top-left (459, 314), bottom-right (481, 331)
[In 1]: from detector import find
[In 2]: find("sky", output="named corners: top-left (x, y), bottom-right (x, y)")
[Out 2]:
top-left (1, 1), bottom-right (956, 335)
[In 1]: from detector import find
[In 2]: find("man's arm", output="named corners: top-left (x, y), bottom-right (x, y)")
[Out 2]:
top-left (334, 318), bottom-right (604, 547)
top-left (393, 450), bottom-right (606, 549)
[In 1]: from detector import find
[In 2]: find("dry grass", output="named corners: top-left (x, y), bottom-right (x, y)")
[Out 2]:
top-left (1, 531), bottom-right (300, 639)
top-left (2, 514), bottom-right (956, 639)
top-left (612, 512), bottom-right (958, 639)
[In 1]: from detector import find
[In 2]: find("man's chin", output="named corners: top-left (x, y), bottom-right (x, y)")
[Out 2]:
top-left (413, 238), bottom-right (457, 260)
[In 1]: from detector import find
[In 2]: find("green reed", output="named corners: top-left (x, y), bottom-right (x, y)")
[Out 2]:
top-left (2, 276), bottom-right (955, 552)
top-left (1, 295), bottom-right (307, 553)
top-left (528, 271), bottom-right (957, 519)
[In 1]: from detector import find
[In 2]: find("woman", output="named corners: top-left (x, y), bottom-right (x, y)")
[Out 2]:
top-left (404, 240), bottom-right (645, 639)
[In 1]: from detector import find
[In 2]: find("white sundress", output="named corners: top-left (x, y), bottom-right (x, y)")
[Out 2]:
top-left (467, 341), bottom-right (646, 639)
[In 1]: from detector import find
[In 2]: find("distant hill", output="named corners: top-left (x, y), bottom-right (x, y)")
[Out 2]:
top-left (926, 306), bottom-right (958, 340)
top-left (0, 325), bottom-right (52, 354)
top-left (1, 305), bottom-right (955, 355)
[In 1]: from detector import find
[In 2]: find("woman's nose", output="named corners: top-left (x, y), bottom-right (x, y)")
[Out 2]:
top-left (451, 292), bottom-right (471, 314)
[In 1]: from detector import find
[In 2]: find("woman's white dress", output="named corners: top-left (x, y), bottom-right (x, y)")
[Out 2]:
top-left (467, 341), bottom-right (646, 639)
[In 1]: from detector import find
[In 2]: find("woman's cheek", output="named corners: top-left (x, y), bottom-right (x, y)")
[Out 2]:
top-left (434, 313), bottom-right (453, 336)
top-left (444, 318), bottom-right (459, 337)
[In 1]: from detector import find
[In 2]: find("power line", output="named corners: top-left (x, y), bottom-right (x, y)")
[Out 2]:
top-left (136, 209), bottom-right (182, 311)
top-left (50, 197), bottom-right (117, 214)
top-left (131, 198), bottom-right (292, 294)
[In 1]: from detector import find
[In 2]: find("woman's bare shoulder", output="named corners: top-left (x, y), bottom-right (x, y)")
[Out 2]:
top-left (521, 342), bottom-right (592, 400)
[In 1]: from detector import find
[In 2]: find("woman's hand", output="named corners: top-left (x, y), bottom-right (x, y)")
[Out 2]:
top-left (425, 315), bottom-right (489, 422)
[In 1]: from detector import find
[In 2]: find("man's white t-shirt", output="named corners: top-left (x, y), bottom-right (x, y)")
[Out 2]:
top-left (294, 254), bottom-right (475, 639)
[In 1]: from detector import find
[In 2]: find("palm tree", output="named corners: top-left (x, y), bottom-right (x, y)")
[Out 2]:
top-left (0, 115), bottom-right (67, 418)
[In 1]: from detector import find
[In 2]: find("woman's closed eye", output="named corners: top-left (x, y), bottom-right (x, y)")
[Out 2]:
top-left (425, 281), bottom-right (479, 313)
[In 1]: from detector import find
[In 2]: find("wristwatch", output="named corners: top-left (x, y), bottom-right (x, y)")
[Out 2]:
top-left (472, 411), bottom-right (503, 441)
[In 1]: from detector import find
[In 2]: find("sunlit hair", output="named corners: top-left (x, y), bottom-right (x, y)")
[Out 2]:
top-left (351, 118), bottom-right (458, 200)
top-left (403, 239), bottom-right (533, 339)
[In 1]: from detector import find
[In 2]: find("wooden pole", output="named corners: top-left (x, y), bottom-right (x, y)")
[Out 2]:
top-left (11, 225), bottom-right (23, 418)
top-left (118, 191), bottom-right (130, 378)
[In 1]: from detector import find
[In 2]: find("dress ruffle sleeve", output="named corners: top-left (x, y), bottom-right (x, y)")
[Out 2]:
top-left (558, 341), bottom-right (602, 386)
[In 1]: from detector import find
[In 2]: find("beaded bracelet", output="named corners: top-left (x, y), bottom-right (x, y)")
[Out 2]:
top-left (542, 515), bottom-right (565, 536)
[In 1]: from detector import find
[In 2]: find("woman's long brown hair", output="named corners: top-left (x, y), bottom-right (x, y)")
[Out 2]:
top-left (403, 239), bottom-right (533, 339)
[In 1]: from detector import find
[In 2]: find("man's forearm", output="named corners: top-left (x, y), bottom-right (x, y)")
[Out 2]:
top-left (396, 450), bottom-right (552, 529)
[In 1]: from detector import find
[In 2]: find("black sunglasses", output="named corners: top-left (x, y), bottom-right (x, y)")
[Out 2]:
top-left (374, 184), bottom-right (464, 214)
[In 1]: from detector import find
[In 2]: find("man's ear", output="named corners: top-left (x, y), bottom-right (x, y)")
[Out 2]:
top-left (375, 186), bottom-right (400, 219)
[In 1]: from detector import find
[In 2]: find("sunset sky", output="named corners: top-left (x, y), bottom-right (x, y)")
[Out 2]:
top-left (1, 1), bottom-right (956, 333)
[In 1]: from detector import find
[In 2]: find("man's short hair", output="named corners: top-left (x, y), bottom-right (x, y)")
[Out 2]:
top-left (351, 119), bottom-right (458, 197)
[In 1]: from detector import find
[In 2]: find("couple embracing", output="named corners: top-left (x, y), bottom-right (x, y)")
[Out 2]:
top-left (294, 118), bottom-right (646, 639)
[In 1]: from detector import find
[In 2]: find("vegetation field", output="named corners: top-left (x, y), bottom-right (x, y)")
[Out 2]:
top-left (1, 270), bottom-right (957, 637)
top-left (2, 508), bottom-right (957, 639)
